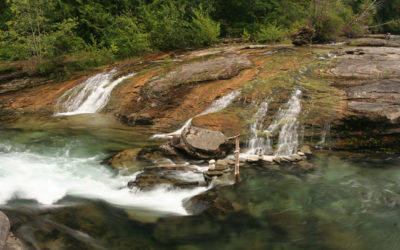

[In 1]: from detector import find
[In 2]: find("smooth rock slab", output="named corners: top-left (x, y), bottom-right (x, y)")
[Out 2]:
top-left (346, 79), bottom-right (400, 124)
top-left (143, 54), bottom-right (253, 96)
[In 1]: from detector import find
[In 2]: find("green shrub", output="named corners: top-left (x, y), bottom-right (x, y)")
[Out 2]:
top-left (253, 24), bottom-right (288, 43)
top-left (105, 14), bottom-right (150, 58)
top-left (241, 28), bottom-right (251, 42)
top-left (144, 2), bottom-right (190, 51)
top-left (189, 7), bottom-right (220, 46)
top-left (47, 18), bottom-right (86, 57)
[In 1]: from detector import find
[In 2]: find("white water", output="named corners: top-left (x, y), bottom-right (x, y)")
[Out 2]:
top-left (246, 102), bottom-right (271, 155)
top-left (0, 148), bottom-right (206, 215)
top-left (56, 69), bottom-right (135, 116)
top-left (152, 90), bottom-right (241, 139)
top-left (273, 90), bottom-right (302, 156)
top-left (246, 90), bottom-right (302, 156)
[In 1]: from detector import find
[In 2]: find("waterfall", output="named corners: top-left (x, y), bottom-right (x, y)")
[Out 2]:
top-left (246, 102), bottom-right (271, 155)
top-left (56, 69), bottom-right (135, 116)
top-left (273, 89), bottom-right (302, 156)
top-left (152, 90), bottom-right (241, 139)
top-left (245, 89), bottom-right (302, 156)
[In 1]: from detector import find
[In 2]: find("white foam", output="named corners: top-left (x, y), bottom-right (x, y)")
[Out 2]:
top-left (56, 70), bottom-right (135, 116)
top-left (246, 102), bottom-right (270, 155)
top-left (0, 150), bottom-right (206, 215)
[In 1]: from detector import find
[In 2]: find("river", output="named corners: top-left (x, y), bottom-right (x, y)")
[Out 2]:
top-left (1, 114), bottom-right (400, 249)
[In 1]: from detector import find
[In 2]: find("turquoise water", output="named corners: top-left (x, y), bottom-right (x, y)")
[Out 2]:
top-left (1, 116), bottom-right (400, 249)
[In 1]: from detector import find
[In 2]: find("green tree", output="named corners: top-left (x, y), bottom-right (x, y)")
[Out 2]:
top-left (142, 1), bottom-right (191, 50)
top-left (104, 14), bottom-right (150, 58)
top-left (190, 6), bottom-right (220, 46)
top-left (6, 0), bottom-right (52, 62)
top-left (374, 0), bottom-right (400, 33)
top-left (309, 0), bottom-right (353, 41)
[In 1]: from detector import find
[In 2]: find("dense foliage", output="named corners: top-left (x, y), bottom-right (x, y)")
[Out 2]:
top-left (0, 0), bottom-right (398, 76)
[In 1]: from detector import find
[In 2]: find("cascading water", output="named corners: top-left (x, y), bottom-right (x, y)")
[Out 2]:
top-left (246, 102), bottom-right (271, 155)
top-left (152, 90), bottom-right (241, 139)
top-left (0, 142), bottom-right (206, 215)
top-left (246, 89), bottom-right (302, 156)
top-left (273, 89), bottom-right (302, 156)
top-left (56, 69), bottom-right (135, 116)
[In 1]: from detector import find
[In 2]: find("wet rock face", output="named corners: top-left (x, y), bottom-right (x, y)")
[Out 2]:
top-left (346, 79), bottom-right (400, 124)
top-left (329, 47), bottom-right (400, 142)
top-left (165, 125), bottom-right (234, 159)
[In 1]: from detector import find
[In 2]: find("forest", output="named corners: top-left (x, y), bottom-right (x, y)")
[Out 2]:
top-left (0, 0), bottom-right (399, 77)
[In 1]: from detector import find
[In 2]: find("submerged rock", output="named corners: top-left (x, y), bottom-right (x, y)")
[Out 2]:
top-left (298, 161), bottom-right (315, 172)
top-left (108, 148), bottom-right (142, 170)
top-left (128, 172), bottom-right (200, 190)
top-left (183, 189), bottom-right (243, 215)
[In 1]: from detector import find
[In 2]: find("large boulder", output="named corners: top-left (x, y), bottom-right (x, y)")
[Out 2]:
top-left (165, 125), bottom-right (234, 159)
